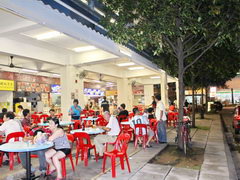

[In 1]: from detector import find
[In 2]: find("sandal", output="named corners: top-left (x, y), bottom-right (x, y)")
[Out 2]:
top-left (48, 169), bottom-right (56, 175)
top-left (146, 145), bottom-right (152, 148)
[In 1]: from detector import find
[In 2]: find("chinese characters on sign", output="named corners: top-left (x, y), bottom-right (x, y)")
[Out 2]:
top-left (0, 80), bottom-right (15, 91)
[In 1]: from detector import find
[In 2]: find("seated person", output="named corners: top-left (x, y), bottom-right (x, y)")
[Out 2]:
top-left (94, 115), bottom-right (120, 158)
top-left (0, 108), bottom-right (7, 119)
top-left (45, 118), bottom-right (71, 180)
top-left (169, 103), bottom-right (176, 112)
top-left (46, 109), bottom-right (56, 122)
top-left (111, 103), bottom-right (119, 116)
top-left (22, 109), bottom-right (31, 127)
top-left (130, 108), bottom-right (154, 148)
top-left (20, 127), bottom-right (51, 177)
top-left (147, 108), bottom-right (155, 119)
top-left (0, 112), bottom-right (23, 165)
top-left (118, 103), bottom-right (129, 121)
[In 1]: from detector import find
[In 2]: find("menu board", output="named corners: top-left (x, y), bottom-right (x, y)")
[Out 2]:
top-left (17, 81), bottom-right (50, 93)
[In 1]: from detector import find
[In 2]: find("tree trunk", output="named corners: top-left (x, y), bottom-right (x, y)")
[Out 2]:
top-left (205, 86), bottom-right (208, 112)
top-left (177, 38), bottom-right (184, 150)
top-left (191, 87), bottom-right (196, 128)
top-left (200, 87), bottom-right (204, 119)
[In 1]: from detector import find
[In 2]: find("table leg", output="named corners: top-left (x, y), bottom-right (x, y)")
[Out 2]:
top-left (26, 151), bottom-right (31, 180)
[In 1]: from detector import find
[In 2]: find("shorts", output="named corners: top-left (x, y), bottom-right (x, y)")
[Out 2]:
top-left (54, 148), bottom-right (71, 156)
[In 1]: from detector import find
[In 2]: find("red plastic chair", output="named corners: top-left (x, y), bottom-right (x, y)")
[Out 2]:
top-left (134, 124), bottom-right (148, 149)
top-left (73, 132), bottom-right (98, 166)
top-left (0, 136), bottom-right (3, 167)
top-left (6, 132), bottom-right (25, 170)
top-left (56, 113), bottom-right (63, 119)
top-left (23, 126), bottom-right (31, 135)
top-left (39, 114), bottom-right (49, 122)
top-left (47, 134), bottom-right (75, 178)
top-left (0, 119), bottom-right (4, 124)
top-left (96, 117), bottom-right (108, 126)
top-left (31, 114), bottom-right (40, 124)
top-left (167, 112), bottom-right (176, 127)
top-left (118, 115), bottom-right (128, 122)
top-left (149, 119), bottom-right (158, 143)
top-left (102, 133), bottom-right (131, 178)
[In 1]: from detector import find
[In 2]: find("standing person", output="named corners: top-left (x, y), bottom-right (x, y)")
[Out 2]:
top-left (69, 99), bottom-right (82, 120)
top-left (184, 100), bottom-right (189, 108)
top-left (101, 96), bottom-right (109, 113)
top-left (155, 95), bottom-right (167, 143)
top-left (16, 105), bottom-right (24, 119)
top-left (112, 104), bottom-right (119, 116)
top-left (150, 96), bottom-right (157, 109)
top-left (45, 118), bottom-right (71, 180)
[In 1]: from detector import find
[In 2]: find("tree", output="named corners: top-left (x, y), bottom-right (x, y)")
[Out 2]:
top-left (184, 41), bottom-right (240, 126)
top-left (100, 0), bottom-right (240, 149)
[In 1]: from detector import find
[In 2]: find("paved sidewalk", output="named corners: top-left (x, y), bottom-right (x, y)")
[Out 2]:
top-left (95, 114), bottom-right (232, 180)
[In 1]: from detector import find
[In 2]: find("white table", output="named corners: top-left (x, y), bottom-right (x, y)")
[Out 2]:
top-left (82, 117), bottom-right (98, 121)
top-left (70, 127), bottom-right (104, 135)
top-left (38, 121), bottom-right (73, 127)
top-left (0, 141), bottom-right (53, 179)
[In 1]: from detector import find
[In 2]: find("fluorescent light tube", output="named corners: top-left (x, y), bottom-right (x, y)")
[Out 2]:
top-left (120, 49), bottom-right (132, 57)
top-left (35, 31), bottom-right (61, 40)
top-left (117, 62), bottom-right (135, 67)
top-left (22, 69), bottom-right (38, 73)
top-left (128, 67), bottom-right (144, 70)
top-left (73, 46), bottom-right (97, 52)
top-left (150, 76), bottom-right (161, 79)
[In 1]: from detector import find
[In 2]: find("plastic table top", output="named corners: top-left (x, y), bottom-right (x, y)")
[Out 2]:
top-left (82, 117), bottom-right (98, 121)
top-left (0, 141), bottom-right (53, 153)
top-left (38, 121), bottom-right (73, 126)
top-left (70, 127), bottom-right (104, 135)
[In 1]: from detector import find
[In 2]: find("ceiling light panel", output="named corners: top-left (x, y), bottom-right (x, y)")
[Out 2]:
top-left (150, 76), bottom-right (161, 79)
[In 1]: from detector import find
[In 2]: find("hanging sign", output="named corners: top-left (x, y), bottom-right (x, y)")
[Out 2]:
top-left (0, 79), bottom-right (14, 91)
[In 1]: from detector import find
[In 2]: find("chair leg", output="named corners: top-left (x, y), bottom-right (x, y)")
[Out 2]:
top-left (69, 154), bottom-right (75, 171)
top-left (125, 154), bottom-right (131, 173)
top-left (0, 152), bottom-right (3, 167)
top-left (102, 155), bottom-right (107, 173)
top-left (9, 152), bottom-right (14, 170)
top-left (134, 136), bottom-right (138, 148)
top-left (84, 147), bottom-right (88, 167)
top-left (75, 148), bottom-right (80, 165)
top-left (17, 153), bottom-right (21, 163)
top-left (120, 157), bottom-right (124, 170)
top-left (94, 147), bottom-right (98, 162)
top-left (111, 156), bottom-right (116, 178)
top-left (61, 158), bottom-right (66, 178)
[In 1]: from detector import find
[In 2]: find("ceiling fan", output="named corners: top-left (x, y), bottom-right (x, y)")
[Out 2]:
top-left (0, 56), bottom-right (22, 69)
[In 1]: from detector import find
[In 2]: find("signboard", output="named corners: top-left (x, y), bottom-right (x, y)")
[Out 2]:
top-left (106, 90), bottom-right (117, 96)
top-left (84, 88), bottom-right (104, 96)
top-left (210, 87), bottom-right (217, 97)
top-left (51, 84), bottom-right (61, 93)
top-left (0, 79), bottom-right (14, 91)
top-left (17, 81), bottom-right (50, 93)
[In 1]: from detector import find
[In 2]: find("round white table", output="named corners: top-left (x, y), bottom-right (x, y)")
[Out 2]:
top-left (121, 121), bottom-right (130, 125)
top-left (38, 121), bottom-right (74, 127)
top-left (70, 127), bottom-right (104, 135)
top-left (0, 141), bottom-right (53, 180)
top-left (82, 117), bottom-right (98, 121)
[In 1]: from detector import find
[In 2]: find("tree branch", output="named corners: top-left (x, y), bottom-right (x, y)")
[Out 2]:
top-left (163, 35), bottom-right (177, 55)
top-left (182, 39), bottom-right (217, 74)
top-left (183, 35), bottom-right (195, 46)
top-left (184, 36), bottom-right (204, 56)
top-left (183, 43), bottom-right (209, 59)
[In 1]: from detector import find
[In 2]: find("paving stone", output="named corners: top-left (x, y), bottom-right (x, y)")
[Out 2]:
top-left (199, 173), bottom-right (229, 180)
top-left (165, 167), bottom-right (199, 180)
top-left (201, 163), bottom-right (229, 176)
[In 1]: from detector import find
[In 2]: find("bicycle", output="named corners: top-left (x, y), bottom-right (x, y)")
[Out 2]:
top-left (175, 116), bottom-right (192, 155)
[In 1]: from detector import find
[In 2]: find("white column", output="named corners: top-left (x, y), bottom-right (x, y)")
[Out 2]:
top-left (175, 79), bottom-right (179, 108)
top-left (61, 65), bottom-right (85, 121)
top-left (144, 85), bottom-right (154, 106)
top-left (117, 78), bottom-right (133, 111)
top-left (160, 71), bottom-right (169, 108)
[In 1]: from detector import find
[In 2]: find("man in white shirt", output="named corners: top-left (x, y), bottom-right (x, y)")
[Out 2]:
top-left (94, 115), bottom-right (120, 157)
top-left (0, 111), bottom-right (23, 165)
top-left (0, 112), bottom-right (23, 141)
top-left (155, 94), bottom-right (167, 143)
top-left (130, 108), bottom-right (154, 147)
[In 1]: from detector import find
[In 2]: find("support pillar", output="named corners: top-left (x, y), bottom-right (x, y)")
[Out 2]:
top-left (117, 78), bottom-right (133, 111)
top-left (61, 65), bottom-right (85, 121)
top-left (144, 85), bottom-right (154, 107)
top-left (160, 71), bottom-right (169, 108)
